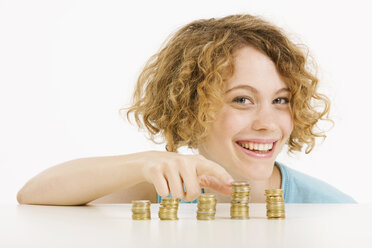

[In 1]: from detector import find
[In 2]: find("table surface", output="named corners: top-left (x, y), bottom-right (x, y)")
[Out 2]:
top-left (1, 203), bottom-right (371, 248)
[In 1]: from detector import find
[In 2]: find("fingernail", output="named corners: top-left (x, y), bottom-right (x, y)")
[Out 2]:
top-left (226, 177), bottom-right (234, 184)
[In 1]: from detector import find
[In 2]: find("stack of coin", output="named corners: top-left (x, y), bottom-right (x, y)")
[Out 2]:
top-left (131, 200), bottom-right (151, 220)
top-left (196, 193), bottom-right (217, 220)
top-left (158, 198), bottom-right (179, 220)
top-left (265, 189), bottom-right (285, 219)
top-left (230, 181), bottom-right (251, 219)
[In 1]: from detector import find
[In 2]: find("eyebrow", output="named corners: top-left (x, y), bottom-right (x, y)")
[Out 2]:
top-left (225, 85), bottom-right (290, 94)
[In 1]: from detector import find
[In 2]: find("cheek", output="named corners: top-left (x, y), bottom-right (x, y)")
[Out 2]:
top-left (202, 108), bottom-right (243, 162)
top-left (210, 108), bottom-right (244, 139)
top-left (279, 111), bottom-right (294, 136)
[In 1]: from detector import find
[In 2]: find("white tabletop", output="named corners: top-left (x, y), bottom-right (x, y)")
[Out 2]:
top-left (1, 203), bottom-right (371, 248)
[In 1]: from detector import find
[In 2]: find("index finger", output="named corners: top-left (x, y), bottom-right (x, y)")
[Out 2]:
top-left (195, 158), bottom-right (234, 185)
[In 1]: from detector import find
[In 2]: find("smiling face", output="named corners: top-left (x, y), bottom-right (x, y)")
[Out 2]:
top-left (198, 46), bottom-right (294, 180)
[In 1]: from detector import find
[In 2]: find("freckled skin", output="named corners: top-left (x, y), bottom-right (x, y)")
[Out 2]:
top-left (198, 46), bottom-right (294, 183)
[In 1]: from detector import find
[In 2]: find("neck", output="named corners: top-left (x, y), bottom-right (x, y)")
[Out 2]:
top-left (204, 163), bottom-right (282, 203)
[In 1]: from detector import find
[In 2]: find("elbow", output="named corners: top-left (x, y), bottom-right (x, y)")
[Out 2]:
top-left (17, 184), bottom-right (35, 205)
top-left (17, 188), bottom-right (26, 204)
top-left (16, 184), bottom-right (87, 206)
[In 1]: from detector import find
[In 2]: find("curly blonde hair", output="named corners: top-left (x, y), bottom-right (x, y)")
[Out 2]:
top-left (123, 14), bottom-right (332, 154)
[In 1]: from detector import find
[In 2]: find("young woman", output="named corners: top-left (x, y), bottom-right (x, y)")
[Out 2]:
top-left (17, 14), bottom-right (356, 205)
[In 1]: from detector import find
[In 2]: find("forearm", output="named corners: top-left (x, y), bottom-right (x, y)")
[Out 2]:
top-left (17, 153), bottom-right (146, 205)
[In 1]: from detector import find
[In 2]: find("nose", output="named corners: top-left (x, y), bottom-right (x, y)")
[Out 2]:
top-left (251, 103), bottom-right (278, 131)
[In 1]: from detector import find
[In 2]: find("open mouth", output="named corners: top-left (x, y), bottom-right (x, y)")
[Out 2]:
top-left (236, 141), bottom-right (276, 154)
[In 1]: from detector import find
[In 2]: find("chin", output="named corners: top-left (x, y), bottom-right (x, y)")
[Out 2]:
top-left (238, 162), bottom-right (275, 181)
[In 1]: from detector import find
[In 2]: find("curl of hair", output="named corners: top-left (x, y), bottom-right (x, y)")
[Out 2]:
top-left (122, 14), bottom-right (333, 154)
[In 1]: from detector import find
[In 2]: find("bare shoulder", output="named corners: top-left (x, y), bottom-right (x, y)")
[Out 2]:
top-left (89, 182), bottom-right (157, 204)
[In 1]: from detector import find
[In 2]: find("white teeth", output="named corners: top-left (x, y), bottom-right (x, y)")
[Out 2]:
top-left (249, 143), bottom-right (253, 150)
top-left (239, 142), bottom-right (274, 151)
top-left (258, 144), bottom-right (264, 150)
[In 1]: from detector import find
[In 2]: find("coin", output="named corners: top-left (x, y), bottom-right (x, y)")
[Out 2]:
top-left (265, 189), bottom-right (285, 219)
top-left (158, 198), bottom-right (179, 220)
top-left (196, 193), bottom-right (217, 220)
top-left (131, 200), bottom-right (151, 220)
top-left (230, 181), bottom-right (250, 219)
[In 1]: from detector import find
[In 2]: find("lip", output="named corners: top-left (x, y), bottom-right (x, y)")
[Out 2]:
top-left (236, 138), bottom-right (278, 144)
top-left (235, 140), bottom-right (278, 159)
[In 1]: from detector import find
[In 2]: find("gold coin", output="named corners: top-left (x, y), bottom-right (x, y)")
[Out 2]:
top-left (266, 201), bottom-right (285, 206)
top-left (231, 201), bottom-right (249, 206)
top-left (232, 183), bottom-right (251, 188)
top-left (230, 210), bottom-right (249, 214)
top-left (232, 192), bottom-right (250, 198)
top-left (265, 189), bottom-right (284, 196)
top-left (158, 215), bottom-right (178, 220)
top-left (232, 181), bottom-right (250, 186)
top-left (266, 206), bottom-right (285, 210)
top-left (161, 197), bottom-right (179, 202)
top-left (197, 215), bottom-right (215, 220)
top-left (267, 214), bottom-right (285, 218)
top-left (159, 210), bottom-right (178, 214)
top-left (232, 187), bottom-right (250, 193)
top-left (231, 216), bottom-right (249, 219)
top-left (268, 216), bottom-right (285, 219)
top-left (132, 215), bottom-right (151, 220)
top-left (197, 202), bottom-right (216, 206)
top-left (160, 205), bottom-right (179, 208)
top-left (132, 200), bottom-right (151, 204)
top-left (197, 214), bottom-right (215, 219)
top-left (199, 193), bottom-right (216, 198)
top-left (132, 209), bottom-right (151, 214)
top-left (266, 197), bottom-right (284, 202)
top-left (132, 212), bottom-right (150, 217)
top-left (198, 201), bottom-right (217, 205)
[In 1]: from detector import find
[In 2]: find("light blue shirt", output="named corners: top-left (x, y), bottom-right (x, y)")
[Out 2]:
top-left (276, 161), bottom-right (356, 203)
top-left (157, 161), bottom-right (356, 204)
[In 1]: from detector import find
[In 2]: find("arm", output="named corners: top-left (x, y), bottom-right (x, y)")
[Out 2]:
top-left (17, 151), bottom-right (234, 206)
top-left (17, 152), bottom-right (151, 206)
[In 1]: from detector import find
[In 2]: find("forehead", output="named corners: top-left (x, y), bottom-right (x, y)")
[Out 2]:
top-left (226, 46), bottom-right (288, 94)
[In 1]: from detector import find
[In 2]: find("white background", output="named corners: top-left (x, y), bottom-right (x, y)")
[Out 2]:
top-left (1, 0), bottom-right (370, 204)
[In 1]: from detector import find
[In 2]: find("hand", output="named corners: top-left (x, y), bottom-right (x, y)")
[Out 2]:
top-left (141, 151), bottom-right (234, 202)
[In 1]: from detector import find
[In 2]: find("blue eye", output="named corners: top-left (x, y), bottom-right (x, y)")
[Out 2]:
top-left (273, 97), bottom-right (290, 104)
top-left (233, 97), bottom-right (252, 104)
